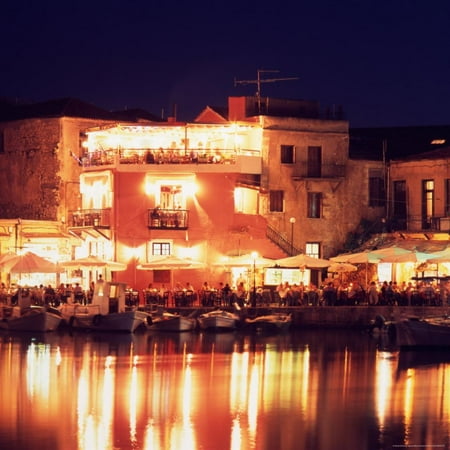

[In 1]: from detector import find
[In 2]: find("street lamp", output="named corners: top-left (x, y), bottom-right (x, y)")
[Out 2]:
top-left (251, 251), bottom-right (258, 307)
top-left (289, 217), bottom-right (296, 256)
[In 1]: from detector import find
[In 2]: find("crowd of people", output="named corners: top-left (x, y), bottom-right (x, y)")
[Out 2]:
top-left (143, 281), bottom-right (249, 308)
top-left (141, 278), bottom-right (450, 308)
top-left (1, 277), bottom-right (448, 309)
top-left (273, 279), bottom-right (450, 307)
top-left (0, 282), bottom-right (95, 307)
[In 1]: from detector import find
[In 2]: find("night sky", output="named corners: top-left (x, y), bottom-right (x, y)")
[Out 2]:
top-left (2, 0), bottom-right (450, 127)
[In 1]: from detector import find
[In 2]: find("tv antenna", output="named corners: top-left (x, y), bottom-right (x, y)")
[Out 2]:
top-left (234, 69), bottom-right (299, 99)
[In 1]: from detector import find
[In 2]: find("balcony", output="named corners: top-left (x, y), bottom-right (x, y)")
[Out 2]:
top-left (291, 164), bottom-right (346, 179)
top-left (69, 209), bottom-right (111, 228)
top-left (78, 148), bottom-right (262, 174)
top-left (148, 208), bottom-right (188, 230)
top-left (430, 217), bottom-right (450, 232)
top-left (388, 215), bottom-right (450, 233)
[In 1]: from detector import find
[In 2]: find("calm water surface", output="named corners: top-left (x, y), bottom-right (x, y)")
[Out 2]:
top-left (0, 327), bottom-right (449, 450)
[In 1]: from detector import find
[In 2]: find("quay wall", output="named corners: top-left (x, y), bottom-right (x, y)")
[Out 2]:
top-left (167, 306), bottom-right (450, 329)
top-left (288, 306), bottom-right (449, 329)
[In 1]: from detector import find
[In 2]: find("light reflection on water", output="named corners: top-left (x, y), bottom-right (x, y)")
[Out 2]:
top-left (0, 329), bottom-right (449, 449)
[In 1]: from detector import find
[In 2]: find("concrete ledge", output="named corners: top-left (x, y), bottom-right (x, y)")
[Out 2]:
top-left (165, 305), bottom-right (450, 329)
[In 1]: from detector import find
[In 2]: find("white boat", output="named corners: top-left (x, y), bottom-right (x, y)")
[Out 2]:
top-left (0, 305), bottom-right (62, 332)
top-left (245, 313), bottom-right (292, 333)
top-left (148, 312), bottom-right (197, 332)
top-left (60, 282), bottom-right (148, 333)
top-left (197, 309), bottom-right (240, 331)
top-left (395, 316), bottom-right (450, 348)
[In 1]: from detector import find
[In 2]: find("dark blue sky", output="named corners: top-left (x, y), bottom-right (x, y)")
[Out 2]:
top-left (2, 0), bottom-right (450, 127)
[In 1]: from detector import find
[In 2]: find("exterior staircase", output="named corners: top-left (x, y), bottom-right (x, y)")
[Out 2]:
top-left (266, 224), bottom-right (301, 256)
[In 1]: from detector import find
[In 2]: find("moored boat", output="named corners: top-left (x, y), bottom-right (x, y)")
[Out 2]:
top-left (197, 309), bottom-right (240, 331)
top-left (0, 305), bottom-right (62, 332)
top-left (60, 281), bottom-right (148, 333)
top-left (148, 311), bottom-right (197, 332)
top-left (245, 313), bottom-right (292, 333)
top-left (395, 316), bottom-right (450, 348)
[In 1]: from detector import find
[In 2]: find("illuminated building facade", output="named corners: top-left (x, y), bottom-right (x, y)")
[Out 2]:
top-left (71, 96), bottom-right (384, 290)
top-left (0, 96), bottom-right (386, 290)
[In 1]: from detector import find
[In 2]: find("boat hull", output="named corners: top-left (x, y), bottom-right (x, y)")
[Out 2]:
top-left (61, 306), bottom-right (148, 333)
top-left (245, 314), bottom-right (292, 333)
top-left (198, 310), bottom-right (239, 331)
top-left (395, 317), bottom-right (450, 348)
top-left (149, 313), bottom-right (196, 332)
top-left (0, 306), bottom-right (62, 332)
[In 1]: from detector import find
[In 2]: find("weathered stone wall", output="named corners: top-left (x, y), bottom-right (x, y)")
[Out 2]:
top-left (260, 117), bottom-right (385, 258)
top-left (0, 116), bottom-right (121, 222)
top-left (0, 118), bottom-right (61, 220)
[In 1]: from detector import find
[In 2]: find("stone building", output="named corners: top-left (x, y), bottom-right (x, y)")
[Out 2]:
top-left (71, 96), bottom-right (386, 290)
top-left (388, 146), bottom-right (450, 234)
top-left (0, 98), bottom-right (159, 284)
top-left (0, 95), bottom-right (398, 291)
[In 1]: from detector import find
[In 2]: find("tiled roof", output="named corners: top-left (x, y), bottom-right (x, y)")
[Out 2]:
top-left (391, 145), bottom-right (450, 161)
top-left (350, 125), bottom-right (450, 160)
top-left (0, 97), bottom-right (161, 122)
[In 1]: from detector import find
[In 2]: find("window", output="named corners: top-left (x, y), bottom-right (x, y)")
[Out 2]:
top-left (280, 145), bottom-right (295, 164)
top-left (234, 187), bottom-right (258, 214)
top-left (392, 180), bottom-right (407, 229)
top-left (159, 184), bottom-right (184, 209)
top-left (422, 179), bottom-right (434, 229)
top-left (152, 242), bottom-right (171, 256)
top-left (307, 192), bottom-right (322, 218)
top-left (368, 169), bottom-right (385, 207)
top-left (80, 171), bottom-right (113, 210)
top-left (305, 242), bottom-right (320, 258)
top-left (307, 146), bottom-right (321, 177)
top-left (269, 190), bottom-right (284, 212)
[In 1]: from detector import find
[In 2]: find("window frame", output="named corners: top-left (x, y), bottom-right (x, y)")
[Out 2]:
top-left (307, 192), bottom-right (322, 218)
top-left (269, 190), bottom-right (284, 212)
top-left (280, 144), bottom-right (295, 164)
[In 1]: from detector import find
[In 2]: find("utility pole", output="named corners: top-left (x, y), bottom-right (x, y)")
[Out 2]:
top-left (234, 69), bottom-right (299, 113)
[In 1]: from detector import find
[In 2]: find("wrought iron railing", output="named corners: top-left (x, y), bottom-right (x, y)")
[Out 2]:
top-left (385, 214), bottom-right (450, 232)
top-left (77, 148), bottom-right (259, 167)
top-left (69, 208), bottom-right (111, 227)
top-left (266, 224), bottom-right (301, 256)
top-left (148, 208), bottom-right (189, 230)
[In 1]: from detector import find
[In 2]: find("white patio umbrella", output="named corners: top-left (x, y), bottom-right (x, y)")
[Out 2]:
top-left (0, 252), bottom-right (62, 274)
top-left (377, 251), bottom-right (431, 264)
top-left (214, 254), bottom-right (275, 268)
top-left (331, 250), bottom-right (380, 264)
top-left (137, 255), bottom-right (206, 289)
top-left (137, 255), bottom-right (206, 270)
top-left (328, 262), bottom-right (358, 273)
top-left (425, 248), bottom-right (450, 264)
top-left (275, 253), bottom-right (331, 269)
top-left (61, 255), bottom-right (127, 271)
top-left (368, 246), bottom-right (414, 261)
top-left (331, 250), bottom-right (380, 288)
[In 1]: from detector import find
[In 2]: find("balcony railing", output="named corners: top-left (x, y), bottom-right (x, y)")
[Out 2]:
top-left (291, 164), bottom-right (346, 179)
top-left (79, 148), bottom-right (258, 167)
top-left (69, 209), bottom-right (111, 228)
top-left (387, 215), bottom-right (450, 232)
top-left (148, 208), bottom-right (189, 230)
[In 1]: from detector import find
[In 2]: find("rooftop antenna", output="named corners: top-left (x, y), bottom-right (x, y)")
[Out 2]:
top-left (234, 69), bottom-right (299, 112)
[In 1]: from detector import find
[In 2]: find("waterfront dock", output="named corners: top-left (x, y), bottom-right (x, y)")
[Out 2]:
top-left (165, 305), bottom-right (450, 329)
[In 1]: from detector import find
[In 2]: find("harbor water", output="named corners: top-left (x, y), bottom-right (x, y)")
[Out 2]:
top-left (0, 327), bottom-right (449, 450)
